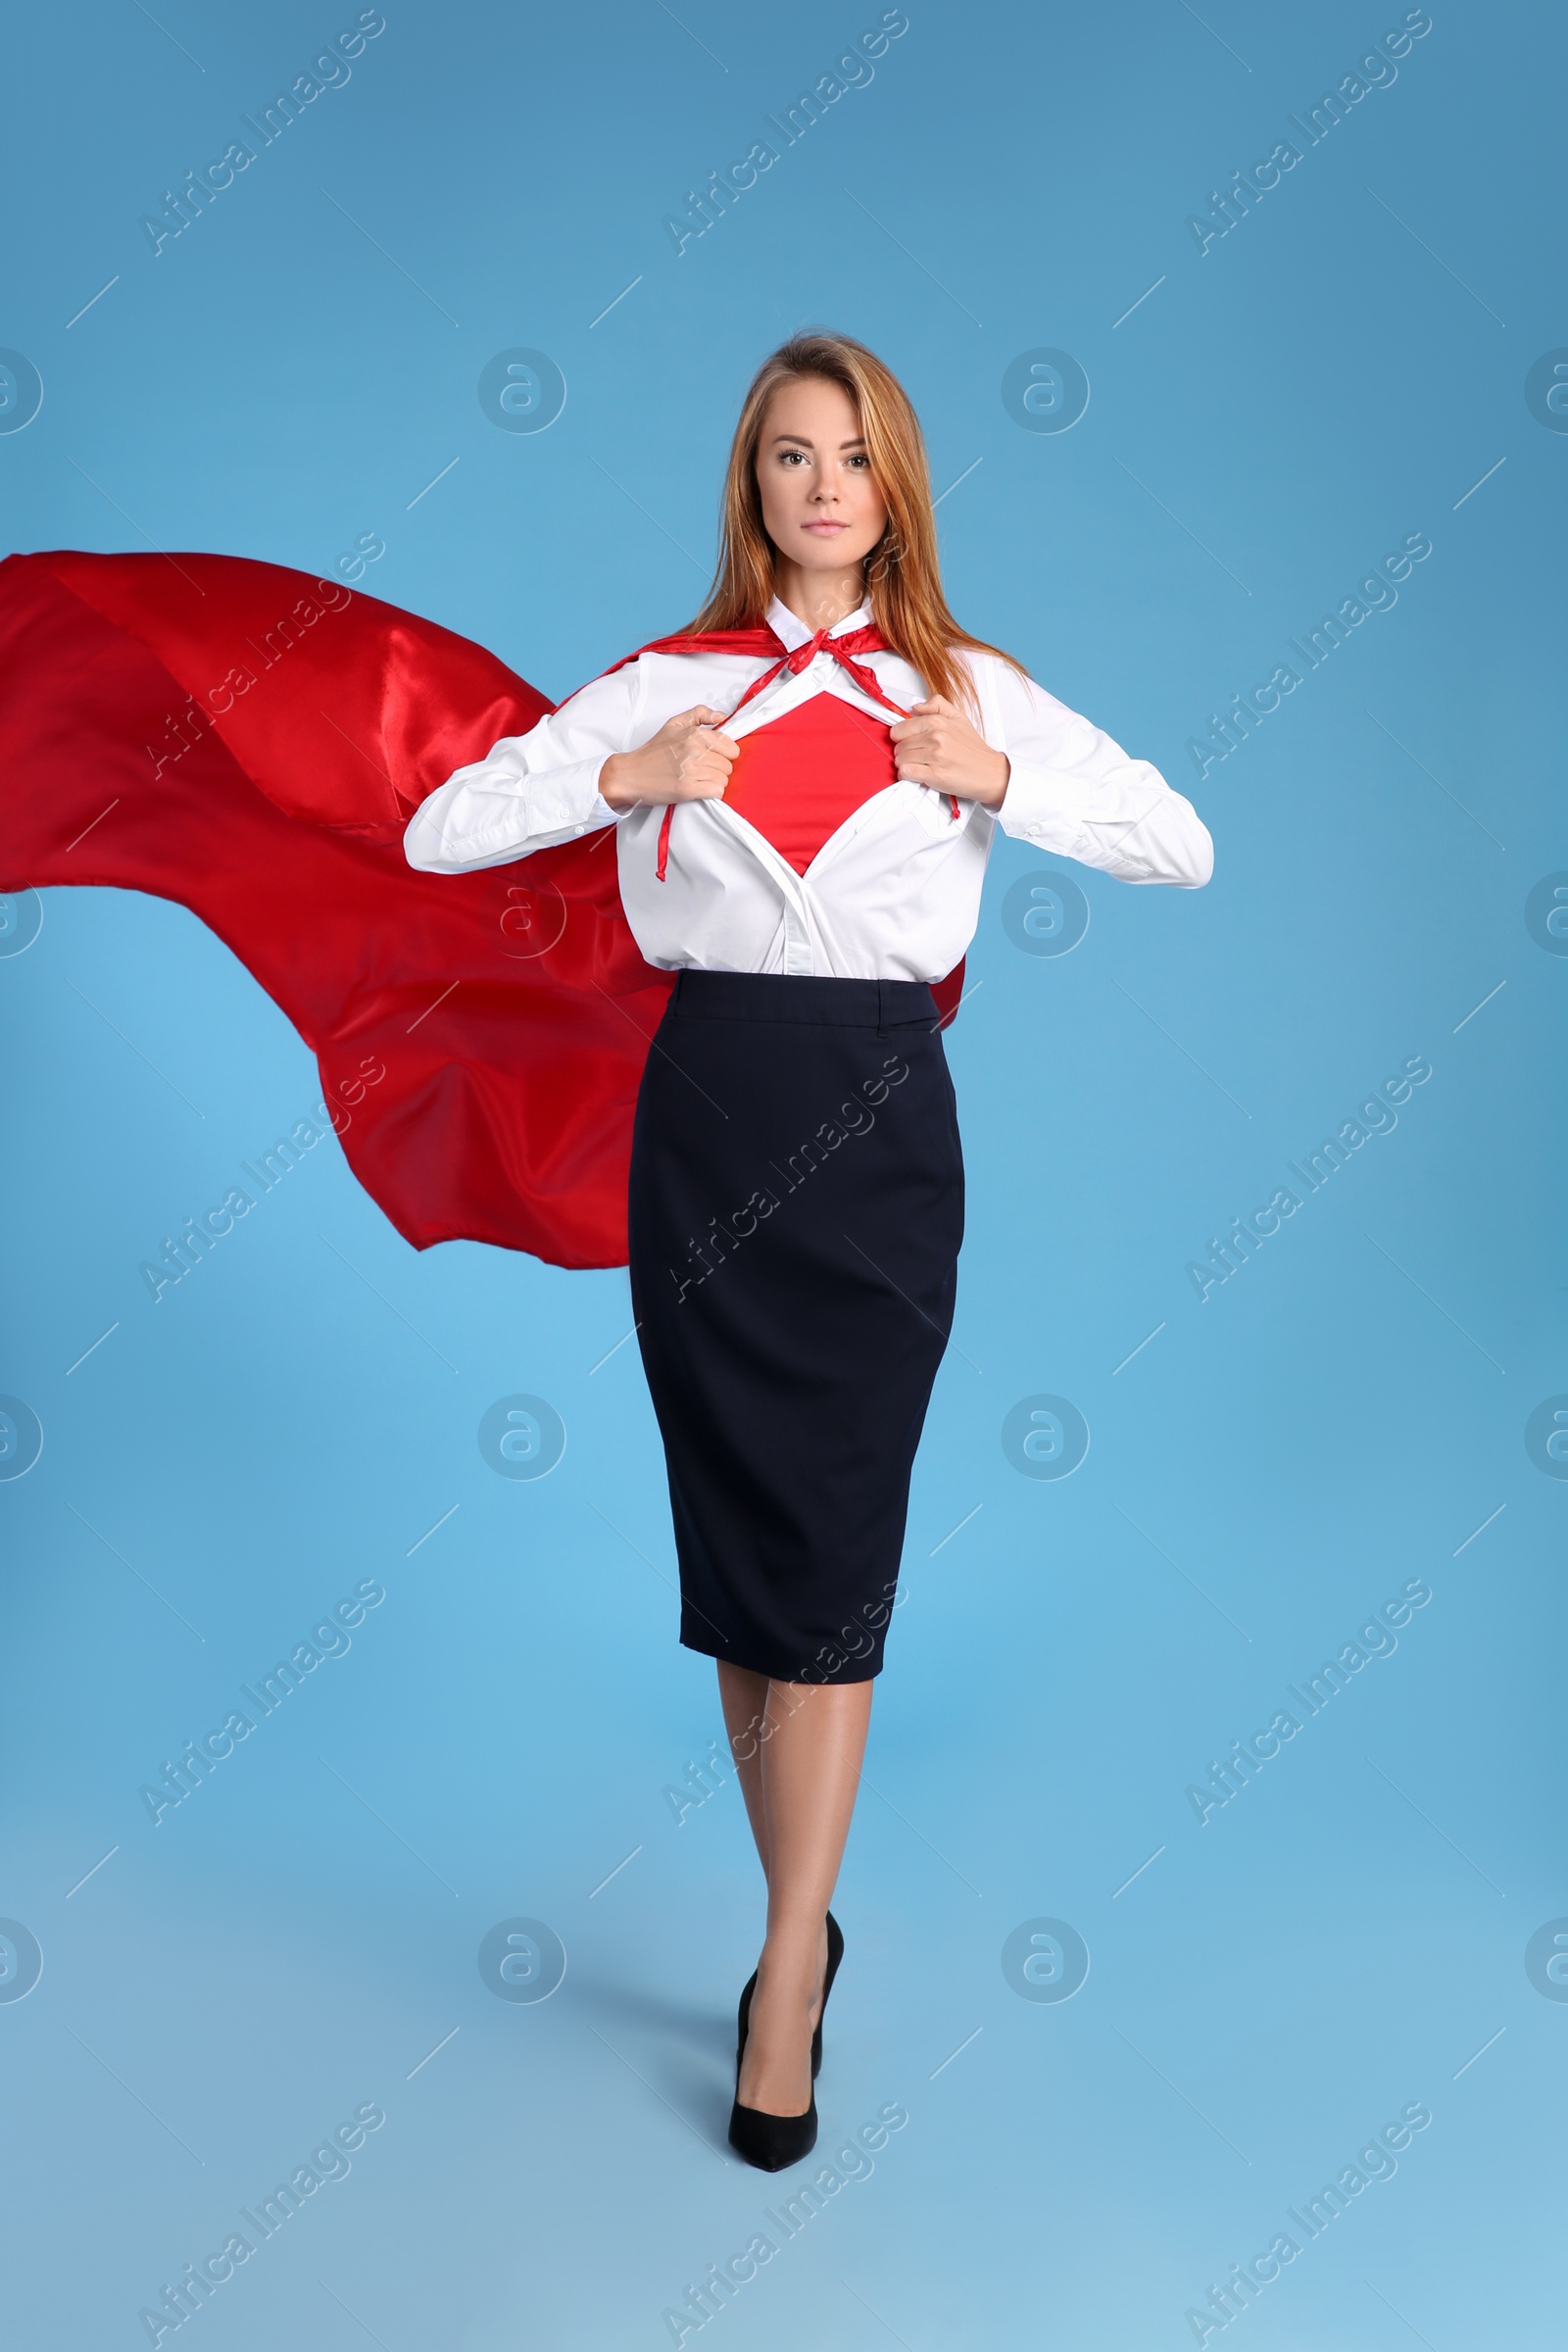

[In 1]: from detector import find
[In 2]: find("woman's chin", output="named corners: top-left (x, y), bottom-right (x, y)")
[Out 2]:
top-left (793, 538), bottom-right (870, 565)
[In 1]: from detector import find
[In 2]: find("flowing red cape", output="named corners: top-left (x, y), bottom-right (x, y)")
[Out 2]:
top-left (0, 550), bottom-right (962, 1269)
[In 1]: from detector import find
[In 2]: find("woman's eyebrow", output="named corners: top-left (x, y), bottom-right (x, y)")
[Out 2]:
top-left (765, 430), bottom-right (866, 451)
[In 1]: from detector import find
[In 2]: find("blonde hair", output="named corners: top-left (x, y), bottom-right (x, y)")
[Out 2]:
top-left (686, 330), bottom-right (1022, 711)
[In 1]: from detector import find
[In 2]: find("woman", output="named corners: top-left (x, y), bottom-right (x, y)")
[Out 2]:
top-left (405, 331), bottom-right (1213, 2169)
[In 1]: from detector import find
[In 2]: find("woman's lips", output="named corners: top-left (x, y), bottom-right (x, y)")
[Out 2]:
top-left (803, 520), bottom-right (848, 534)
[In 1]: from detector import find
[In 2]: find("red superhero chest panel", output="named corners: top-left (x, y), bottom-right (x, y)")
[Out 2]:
top-left (720, 691), bottom-right (898, 875)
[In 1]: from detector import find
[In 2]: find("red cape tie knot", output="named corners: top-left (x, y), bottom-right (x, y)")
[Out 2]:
top-left (631, 623), bottom-right (959, 879)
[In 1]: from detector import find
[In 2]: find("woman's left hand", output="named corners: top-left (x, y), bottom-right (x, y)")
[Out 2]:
top-left (888, 697), bottom-right (1011, 808)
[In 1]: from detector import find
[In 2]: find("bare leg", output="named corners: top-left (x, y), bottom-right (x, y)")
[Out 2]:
top-left (717, 1662), bottom-right (772, 1875)
top-left (716, 1663), bottom-right (873, 2116)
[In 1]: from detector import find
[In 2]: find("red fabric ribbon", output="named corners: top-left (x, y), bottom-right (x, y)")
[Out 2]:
top-left (608, 624), bottom-right (957, 879)
top-left (603, 622), bottom-right (901, 710)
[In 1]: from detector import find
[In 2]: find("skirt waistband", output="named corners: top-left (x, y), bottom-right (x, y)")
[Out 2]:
top-left (668, 968), bottom-right (939, 1029)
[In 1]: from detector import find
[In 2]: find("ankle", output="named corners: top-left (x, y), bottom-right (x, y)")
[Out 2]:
top-left (755, 1948), bottom-right (818, 1998)
top-left (761, 1907), bottom-right (827, 1955)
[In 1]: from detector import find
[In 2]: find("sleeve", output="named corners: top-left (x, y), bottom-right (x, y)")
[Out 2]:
top-left (402, 659), bottom-right (644, 874)
top-left (987, 663), bottom-right (1214, 889)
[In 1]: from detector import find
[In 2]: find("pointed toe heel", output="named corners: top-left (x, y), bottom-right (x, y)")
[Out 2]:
top-left (728, 2089), bottom-right (818, 2172)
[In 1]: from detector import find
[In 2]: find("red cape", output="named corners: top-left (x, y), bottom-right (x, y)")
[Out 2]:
top-left (0, 550), bottom-right (962, 1269)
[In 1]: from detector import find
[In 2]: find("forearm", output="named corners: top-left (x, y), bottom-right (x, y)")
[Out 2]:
top-left (404, 670), bottom-right (639, 874)
top-left (995, 756), bottom-right (1213, 886)
top-left (991, 670), bottom-right (1214, 888)
top-left (403, 752), bottom-right (614, 872)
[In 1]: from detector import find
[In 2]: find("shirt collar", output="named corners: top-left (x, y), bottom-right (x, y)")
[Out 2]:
top-left (765, 595), bottom-right (873, 652)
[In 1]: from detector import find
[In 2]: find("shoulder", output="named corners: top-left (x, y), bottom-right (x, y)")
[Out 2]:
top-left (560, 640), bottom-right (717, 702)
top-left (955, 643), bottom-right (1043, 698)
top-left (579, 640), bottom-right (768, 693)
top-left (554, 639), bottom-right (762, 737)
top-left (951, 644), bottom-right (1067, 731)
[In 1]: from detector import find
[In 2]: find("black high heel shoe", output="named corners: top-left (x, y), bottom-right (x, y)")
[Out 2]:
top-left (728, 1914), bottom-right (844, 2173)
top-left (727, 2082), bottom-right (817, 2171)
top-left (736, 1911), bottom-right (843, 2080)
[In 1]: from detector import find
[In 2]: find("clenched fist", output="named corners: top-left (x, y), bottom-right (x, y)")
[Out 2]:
top-left (888, 696), bottom-right (1010, 808)
top-left (600, 706), bottom-right (740, 811)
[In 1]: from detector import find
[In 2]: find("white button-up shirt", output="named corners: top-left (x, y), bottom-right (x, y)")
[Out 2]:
top-left (403, 598), bottom-right (1213, 979)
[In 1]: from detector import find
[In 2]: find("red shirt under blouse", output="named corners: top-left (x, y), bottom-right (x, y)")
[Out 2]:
top-left (720, 693), bottom-right (898, 875)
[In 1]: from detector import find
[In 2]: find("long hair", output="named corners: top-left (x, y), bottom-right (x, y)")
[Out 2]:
top-left (686, 331), bottom-right (1022, 712)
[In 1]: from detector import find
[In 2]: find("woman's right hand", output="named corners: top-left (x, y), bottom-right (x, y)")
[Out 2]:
top-left (599, 706), bottom-right (740, 811)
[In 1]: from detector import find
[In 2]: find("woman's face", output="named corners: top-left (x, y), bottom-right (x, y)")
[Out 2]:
top-left (754, 375), bottom-right (888, 585)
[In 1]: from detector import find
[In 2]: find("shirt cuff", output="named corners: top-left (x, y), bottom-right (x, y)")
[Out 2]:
top-left (517, 754), bottom-right (616, 838)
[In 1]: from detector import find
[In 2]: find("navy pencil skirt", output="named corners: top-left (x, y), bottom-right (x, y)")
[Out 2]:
top-left (627, 968), bottom-right (964, 1683)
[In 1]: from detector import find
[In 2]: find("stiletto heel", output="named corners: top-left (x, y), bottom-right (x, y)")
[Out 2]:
top-left (736, 1911), bottom-right (843, 2079)
top-left (812, 1910), bottom-right (844, 2079)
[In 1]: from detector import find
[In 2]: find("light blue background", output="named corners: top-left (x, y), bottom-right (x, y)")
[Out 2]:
top-left (1, 1), bottom-right (1563, 2345)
